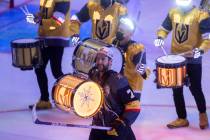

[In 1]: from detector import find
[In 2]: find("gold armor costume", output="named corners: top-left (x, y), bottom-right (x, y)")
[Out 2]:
top-left (157, 7), bottom-right (210, 54)
top-left (38, 0), bottom-right (70, 46)
top-left (156, 4), bottom-right (210, 129)
top-left (28, 0), bottom-right (71, 110)
top-left (70, 1), bottom-right (127, 44)
top-left (117, 41), bottom-right (150, 92)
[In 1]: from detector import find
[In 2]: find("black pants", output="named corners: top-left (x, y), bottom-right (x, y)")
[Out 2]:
top-left (172, 63), bottom-right (206, 119)
top-left (35, 46), bottom-right (64, 101)
top-left (89, 126), bottom-right (136, 140)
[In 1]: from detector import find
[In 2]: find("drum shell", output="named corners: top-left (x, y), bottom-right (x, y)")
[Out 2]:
top-left (52, 74), bottom-right (104, 118)
top-left (52, 74), bottom-right (84, 112)
top-left (155, 55), bottom-right (187, 88)
top-left (11, 39), bottom-right (43, 70)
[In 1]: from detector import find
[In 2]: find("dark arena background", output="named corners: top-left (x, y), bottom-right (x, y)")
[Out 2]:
top-left (0, 0), bottom-right (210, 139)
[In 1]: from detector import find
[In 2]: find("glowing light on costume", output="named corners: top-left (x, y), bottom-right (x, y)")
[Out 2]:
top-left (104, 15), bottom-right (114, 22)
top-left (93, 11), bottom-right (100, 21)
top-left (176, 0), bottom-right (192, 7)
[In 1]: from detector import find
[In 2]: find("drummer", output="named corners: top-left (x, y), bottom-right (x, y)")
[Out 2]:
top-left (25, 0), bottom-right (71, 110)
top-left (154, 0), bottom-right (210, 129)
top-left (113, 17), bottom-right (150, 100)
top-left (69, 0), bottom-right (127, 46)
top-left (88, 47), bottom-right (140, 140)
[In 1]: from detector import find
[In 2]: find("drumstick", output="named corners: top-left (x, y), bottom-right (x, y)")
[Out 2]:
top-left (138, 50), bottom-right (145, 64)
top-left (20, 6), bottom-right (28, 15)
top-left (24, 5), bottom-right (30, 14)
top-left (177, 50), bottom-right (193, 57)
top-left (160, 45), bottom-right (168, 56)
top-left (20, 5), bottom-right (31, 15)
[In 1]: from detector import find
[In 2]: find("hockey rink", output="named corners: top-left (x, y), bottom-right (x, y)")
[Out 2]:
top-left (0, 0), bottom-right (210, 139)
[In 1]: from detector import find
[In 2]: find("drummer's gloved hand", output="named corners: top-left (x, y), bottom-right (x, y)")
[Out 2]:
top-left (136, 63), bottom-right (146, 75)
top-left (71, 34), bottom-right (80, 47)
top-left (34, 14), bottom-right (42, 24)
top-left (26, 13), bottom-right (36, 24)
top-left (154, 37), bottom-right (164, 47)
top-left (193, 48), bottom-right (204, 59)
top-left (107, 118), bottom-right (126, 136)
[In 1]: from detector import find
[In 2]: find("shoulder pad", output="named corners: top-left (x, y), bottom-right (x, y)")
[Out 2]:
top-left (87, 1), bottom-right (97, 9)
top-left (127, 43), bottom-right (144, 54)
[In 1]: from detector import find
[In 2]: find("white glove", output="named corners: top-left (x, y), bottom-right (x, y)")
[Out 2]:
top-left (71, 34), bottom-right (80, 47)
top-left (154, 38), bottom-right (164, 47)
top-left (136, 63), bottom-right (146, 75)
top-left (193, 48), bottom-right (203, 59)
top-left (26, 13), bottom-right (36, 24)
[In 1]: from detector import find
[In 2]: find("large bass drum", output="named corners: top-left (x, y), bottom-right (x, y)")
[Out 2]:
top-left (72, 38), bottom-right (124, 75)
top-left (52, 74), bottom-right (104, 118)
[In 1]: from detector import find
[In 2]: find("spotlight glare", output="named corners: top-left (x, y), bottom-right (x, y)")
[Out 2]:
top-left (176, 0), bottom-right (192, 7)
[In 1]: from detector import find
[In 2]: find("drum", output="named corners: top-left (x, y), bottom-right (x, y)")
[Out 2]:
top-left (155, 55), bottom-right (186, 88)
top-left (52, 74), bottom-right (104, 118)
top-left (11, 38), bottom-right (43, 70)
top-left (72, 38), bottom-right (124, 75)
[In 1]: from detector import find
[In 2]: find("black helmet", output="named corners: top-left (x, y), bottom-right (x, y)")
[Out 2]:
top-left (100, 0), bottom-right (114, 9)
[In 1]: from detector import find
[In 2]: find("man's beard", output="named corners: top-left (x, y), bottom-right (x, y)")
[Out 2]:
top-left (97, 64), bottom-right (109, 73)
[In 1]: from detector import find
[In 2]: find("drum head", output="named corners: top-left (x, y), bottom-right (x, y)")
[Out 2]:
top-left (72, 39), bottom-right (124, 74)
top-left (72, 39), bottom-right (102, 74)
top-left (110, 46), bottom-right (124, 73)
top-left (156, 55), bottom-right (186, 64)
top-left (12, 38), bottom-right (38, 43)
top-left (11, 38), bottom-right (42, 48)
top-left (73, 81), bottom-right (103, 118)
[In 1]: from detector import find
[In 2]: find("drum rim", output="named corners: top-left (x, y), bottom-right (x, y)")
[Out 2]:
top-left (156, 55), bottom-right (186, 67)
top-left (12, 63), bottom-right (34, 69)
top-left (52, 73), bottom-right (85, 99)
top-left (72, 80), bottom-right (104, 118)
top-left (111, 45), bottom-right (125, 73)
top-left (52, 73), bottom-right (85, 87)
top-left (11, 38), bottom-right (42, 48)
top-left (11, 38), bottom-right (38, 43)
top-left (157, 84), bottom-right (185, 89)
